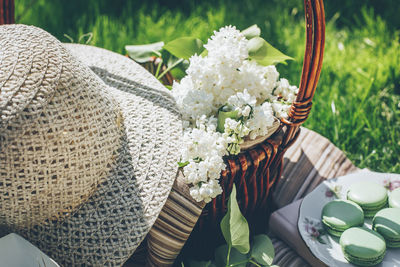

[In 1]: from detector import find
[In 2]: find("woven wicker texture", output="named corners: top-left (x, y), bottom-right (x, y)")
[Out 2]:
top-left (169, 0), bottom-right (326, 259)
top-left (0, 25), bottom-right (182, 266)
top-left (0, 0), bottom-right (14, 24)
top-left (195, 0), bottom-right (325, 226)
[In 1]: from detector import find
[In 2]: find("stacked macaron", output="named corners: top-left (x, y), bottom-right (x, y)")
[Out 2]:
top-left (389, 187), bottom-right (400, 208)
top-left (320, 181), bottom-right (400, 266)
top-left (347, 182), bottom-right (388, 217)
top-left (373, 208), bottom-right (400, 248)
top-left (340, 227), bottom-right (386, 267)
top-left (321, 199), bottom-right (364, 236)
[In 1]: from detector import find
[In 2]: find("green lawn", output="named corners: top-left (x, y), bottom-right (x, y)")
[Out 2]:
top-left (16, 0), bottom-right (400, 172)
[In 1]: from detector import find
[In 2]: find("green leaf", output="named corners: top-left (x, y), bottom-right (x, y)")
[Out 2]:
top-left (214, 245), bottom-right (248, 267)
top-left (242, 24), bottom-right (261, 39)
top-left (161, 52), bottom-right (182, 69)
top-left (187, 260), bottom-right (216, 267)
top-left (157, 58), bottom-right (184, 80)
top-left (250, 234), bottom-right (275, 266)
top-left (178, 161), bottom-right (189, 168)
top-left (220, 185), bottom-right (250, 254)
top-left (163, 37), bottom-right (204, 60)
top-left (200, 49), bottom-right (208, 57)
top-left (217, 109), bottom-right (239, 133)
top-left (125, 41), bottom-right (164, 63)
top-left (170, 67), bottom-right (186, 80)
top-left (247, 37), bottom-right (293, 66)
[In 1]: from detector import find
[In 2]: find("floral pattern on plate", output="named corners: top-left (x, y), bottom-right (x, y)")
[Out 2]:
top-left (303, 217), bottom-right (328, 245)
top-left (298, 170), bottom-right (400, 267)
top-left (383, 178), bottom-right (400, 191)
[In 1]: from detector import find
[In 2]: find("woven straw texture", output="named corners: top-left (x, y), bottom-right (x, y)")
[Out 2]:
top-left (0, 24), bottom-right (121, 228)
top-left (0, 24), bottom-right (182, 266)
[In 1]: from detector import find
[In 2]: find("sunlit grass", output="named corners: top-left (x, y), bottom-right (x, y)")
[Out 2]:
top-left (15, 0), bottom-right (400, 172)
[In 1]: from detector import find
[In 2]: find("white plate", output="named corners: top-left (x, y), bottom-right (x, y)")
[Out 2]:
top-left (298, 170), bottom-right (400, 267)
top-left (0, 233), bottom-right (59, 267)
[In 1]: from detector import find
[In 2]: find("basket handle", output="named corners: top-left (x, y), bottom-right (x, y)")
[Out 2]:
top-left (0, 0), bottom-right (15, 24)
top-left (281, 0), bottom-right (325, 146)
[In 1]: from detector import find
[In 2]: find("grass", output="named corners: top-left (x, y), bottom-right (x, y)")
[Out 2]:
top-left (15, 0), bottom-right (400, 173)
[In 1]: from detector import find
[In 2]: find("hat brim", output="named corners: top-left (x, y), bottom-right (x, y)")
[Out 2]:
top-left (20, 44), bottom-right (182, 266)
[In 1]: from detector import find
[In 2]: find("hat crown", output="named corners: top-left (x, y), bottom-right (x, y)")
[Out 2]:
top-left (0, 25), bottom-right (62, 129)
top-left (0, 25), bottom-right (121, 227)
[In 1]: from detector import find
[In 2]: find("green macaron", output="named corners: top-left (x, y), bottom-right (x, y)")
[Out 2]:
top-left (389, 187), bottom-right (400, 208)
top-left (373, 208), bottom-right (400, 248)
top-left (347, 181), bottom-right (388, 217)
top-left (340, 227), bottom-right (386, 266)
top-left (321, 199), bottom-right (364, 237)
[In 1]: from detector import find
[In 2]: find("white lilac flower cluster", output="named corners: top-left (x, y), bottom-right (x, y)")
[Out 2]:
top-left (172, 26), bottom-right (298, 203)
top-left (180, 116), bottom-right (226, 202)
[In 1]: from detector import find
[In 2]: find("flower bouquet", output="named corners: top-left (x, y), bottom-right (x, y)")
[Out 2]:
top-left (126, 0), bottom-right (325, 260)
top-left (127, 25), bottom-right (298, 203)
top-left (172, 26), bottom-right (298, 203)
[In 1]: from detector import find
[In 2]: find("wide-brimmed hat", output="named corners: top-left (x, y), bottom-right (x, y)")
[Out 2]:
top-left (0, 24), bottom-right (182, 265)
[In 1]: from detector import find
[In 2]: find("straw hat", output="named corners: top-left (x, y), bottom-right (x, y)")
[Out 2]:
top-left (0, 24), bottom-right (182, 265)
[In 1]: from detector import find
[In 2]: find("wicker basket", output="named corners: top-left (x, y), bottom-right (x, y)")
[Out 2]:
top-left (138, 0), bottom-right (325, 257)
top-left (0, 0), bottom-right (14, 25)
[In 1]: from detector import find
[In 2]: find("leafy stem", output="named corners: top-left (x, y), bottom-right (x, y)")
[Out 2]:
top-left (154, 58), bottom-right (163, 79)
top-left (249, 259), bottom-right (262, 267)
top-left (157, 58), bottom-right (184, 80)
top-left (229, 260), bottom-right (249, 266)
top-left (225, 245), bottom-right (232, 267)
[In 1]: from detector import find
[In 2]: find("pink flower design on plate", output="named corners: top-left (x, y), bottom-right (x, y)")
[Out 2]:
top-left (325, 184), bottom-right (342, 199)
top-left (305, 224), bottom-right (320, 238)
top-left (383, 179), bottom-right (400, 191)
top-left (303, 217), bottom-right (327, 244)
top-left (325, 189), bottom-right (334, 198)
